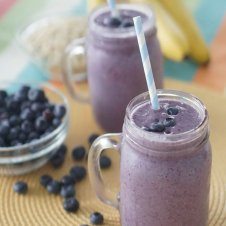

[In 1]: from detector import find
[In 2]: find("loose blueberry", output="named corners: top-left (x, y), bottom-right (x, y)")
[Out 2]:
top-left (104, 17), bottom-right (121, 27)
top-left (21, 120), bottom-right (33, 134)
top-left (28, 88), bottom-right (45, 102)
top-left (52, 118), bottom-right (61, 128)
top-left (9, 115), bottom-right (21, 126)
top-left (100, 156), bottom-right (111, 169)
top-left (13, 181), bottom-right (28, 194)
top-left (54, 105), bottom-right (66, 119)
top-left (146, 122), bottom-right (165, 133)
top-left (61, 175), bottom-right (75, 186)
top-left (72, 146), bottom-right (86, 161)
top-left (163, 117), bottom-right (176, 127)
top-left (122, 19), bottom-right (134, 28)
top-left (167, 107), bottom-right (179, 116)
top-left (46, 180), bottom-right (61, 194)
top-left (90, 212), bottom-right (104, 225)
top-left (35, 116), bottom-right (48, 132)
top-left (40, 175), bottom-right (52, 188)
top-left (56, 144), bottom-right (67, 157)
top-left (88, 134), bottom-right (99, 145)
top-left (70, 166), bottom-right (86, 182)
top-left (20, 108), bottom-right (34, 121)
top-left (60, 185), bottom-right (75, 198)
top-left (63, 197), bottom-right (79, 212)
top-left (50, 155), bottom-right (65, 168)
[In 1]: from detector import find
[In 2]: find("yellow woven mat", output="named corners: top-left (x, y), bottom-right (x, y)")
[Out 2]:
top-left (0, 80), bottom-right (225, 226)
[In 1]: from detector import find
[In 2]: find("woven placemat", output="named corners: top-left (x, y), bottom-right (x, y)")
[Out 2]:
top-left (0, 80), bottom-right (225, 226)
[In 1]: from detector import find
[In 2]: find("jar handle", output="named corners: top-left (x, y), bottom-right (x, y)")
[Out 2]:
top-left (88, 133), bottom-right (121, 209)
top-left (62, 37), bottom-right (90, 102)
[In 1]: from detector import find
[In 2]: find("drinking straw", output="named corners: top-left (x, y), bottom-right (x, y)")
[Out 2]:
top-left (133, 16), bottom-right (160, 110)
top-left (107, 0), bottom-right (119, 18)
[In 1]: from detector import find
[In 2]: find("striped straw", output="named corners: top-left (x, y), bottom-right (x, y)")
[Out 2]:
top-left (107, 0), bottom-right (119, 18)
top-left (133, 16), bottom-right (160, 110)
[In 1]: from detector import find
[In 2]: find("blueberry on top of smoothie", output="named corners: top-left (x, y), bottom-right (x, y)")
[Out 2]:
top-left (146, 122), bottom-right (165, 133)
top-left (167, 107), bottom-right (179, 115)
top-left (163, 118), bottom-right (176, 127)
top-left (103, 16), bottom-right (122, 28)
top-left (122, 19), bottom-right (134, 28)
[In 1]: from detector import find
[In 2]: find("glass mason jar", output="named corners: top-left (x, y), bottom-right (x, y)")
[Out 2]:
top-left (88, 90), bottom-right (212, 226)
top-left (63, 4), bottom-right (163, 132)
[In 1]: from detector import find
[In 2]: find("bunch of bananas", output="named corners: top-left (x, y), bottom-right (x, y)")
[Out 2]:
top-left (88, 0), bottom-right (209, 64)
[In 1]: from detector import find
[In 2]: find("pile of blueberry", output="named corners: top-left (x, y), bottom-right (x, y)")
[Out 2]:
top-left (0, 85), bottom-right (66, 147)
top-left (143, 107), bottom-right (179, 133)
top-left (103, 15), bottom-right (134, 28)
top-left (13, 134), bottom-right (112, 225)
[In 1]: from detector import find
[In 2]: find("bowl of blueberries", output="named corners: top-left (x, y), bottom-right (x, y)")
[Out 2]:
top-left (0, 82), bottom-right (69, 175)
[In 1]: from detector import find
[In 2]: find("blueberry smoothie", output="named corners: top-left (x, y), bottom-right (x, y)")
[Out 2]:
top-left (120, 91), bottom-right (212, 226)
top-left (87, 4), bottom-right (163, 132)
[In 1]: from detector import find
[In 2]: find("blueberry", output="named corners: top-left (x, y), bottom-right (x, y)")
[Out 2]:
top-left (13, 181), bottom-right (28, 194)
top-left (163, 117), bottom-right (176, 127)
top-left (0, 123), bottom-right (10, 137)
top-left (45, 103), bottom-right (54, 111)
top-left (31, 102), bottom-right (44, 112)
top-left (40, 174), bottom-right (52, 188)
top-left (167, 107), bottom-right (179, 116)
top-left (18, 132), bottom-right (27, 143)
top-left (35, 116), bottom-right (48, 132)
top-left (0, 111), bottom-right (9, 120)
top-left (100, 156), bottom-right (111, 169)
top-left (90, 212), bottom-right (104, 225)
top-left (52, 118), bottom-right (61, 128)
top-left (42, 109), bottom-right (54, 122)
top-left (6, 99), bottom-right (20, 113)
top-left (50, 155), bottom-right (65, 168)
top-left (46, 180), bottom-right (61, 194)
top-left (60, 185), bottom-right (75, 198)
top-left (28, 132), bottom-right (39, 141)
top-left (61, 175), bottom-right (75, 186)
top-left (28, 88), bottom-right (45, 102)
top-left (104, 16), bottom-right (121, 27)
top-left (21, 120), bottom-right (33, 134)
top-left (63, 198), bottom-right (79, 212)
top-left (9, 115), bottom-right (21, 126)
top-left (122, 19), bottom-right (134, 28)
top-left (54, 105), bottom-right (66, 119)
top-left (0, 90), bottom-right (7, 99)
top-left (72, 146), bottom-right (86, 161)
top-left (20, 101), bottom-right (32, 111)
top-left (0, 137), bottom-right (6, 147)
top-left (19, 85), bottom-right (30, 95)
top-left (44, 126), bottom-right (55, 135)
top-left (56, 144), bottom-right (67, 157)
top-left (145, 122), bottom-right (165, 133)
top-left (20, 108), bottom-right (34, 121)
top-left (10, 140), bottom-right (22, 146)
top-left (14, 92), bottom-right (27, 102)
top-left (88, 134), bottom-right (99, 145)
top-left (70, 166), bottom-right (86, 182)
top-left (8, 127), bottom-right (20, 140)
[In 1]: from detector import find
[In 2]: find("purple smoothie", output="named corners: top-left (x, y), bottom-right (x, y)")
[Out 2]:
top-left (87, 4), bottom-right (163, 132)
top-left (120, 91), bottom-right (211, 226)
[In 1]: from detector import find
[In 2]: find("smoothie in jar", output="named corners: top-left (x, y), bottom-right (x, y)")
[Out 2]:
top-left (87, 4), bottom-right (163, 132)
top-left (120, 90), bottom-right (212, 226)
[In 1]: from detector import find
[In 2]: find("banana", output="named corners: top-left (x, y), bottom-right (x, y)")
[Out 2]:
top-left (157, 0), bottom-right (209, 64)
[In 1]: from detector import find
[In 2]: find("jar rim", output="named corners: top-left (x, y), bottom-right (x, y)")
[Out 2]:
top-left (89, 3), bottom-right (156, 39)
top-left (124, 90), bottom-right (209, 151)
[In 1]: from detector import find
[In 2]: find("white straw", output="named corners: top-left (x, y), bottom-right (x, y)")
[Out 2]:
top-left (133, 16), bottom-right (160, 110)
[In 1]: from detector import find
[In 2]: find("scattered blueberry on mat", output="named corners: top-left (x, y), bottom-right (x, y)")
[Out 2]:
top-left (100, 156), bottom-right (111, 169)
top-left (90, 212), bottom-right (104, 225)
top-left (13, 181), bottom-right (28, 194)
top-left (46, 180), bottom-right (61, 195)
top-left (72, 146), bottom-right (86, 161)
top-left (88, 134), bottom-right (99, 146)
top-left (49, 144), bottom-right (67, 168)
top-left (63, 197), bottom-right (80, 212)
top-left (61, 175), bottom-right (75, 186)
top-left (70, 166), bottom-right (87, 182)
top-left (40, 175), bottom-right (53, 188)
top-left (60, 185), bottom-right (75, 198)
top-left (167, 107), bottom-right (179, 116)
